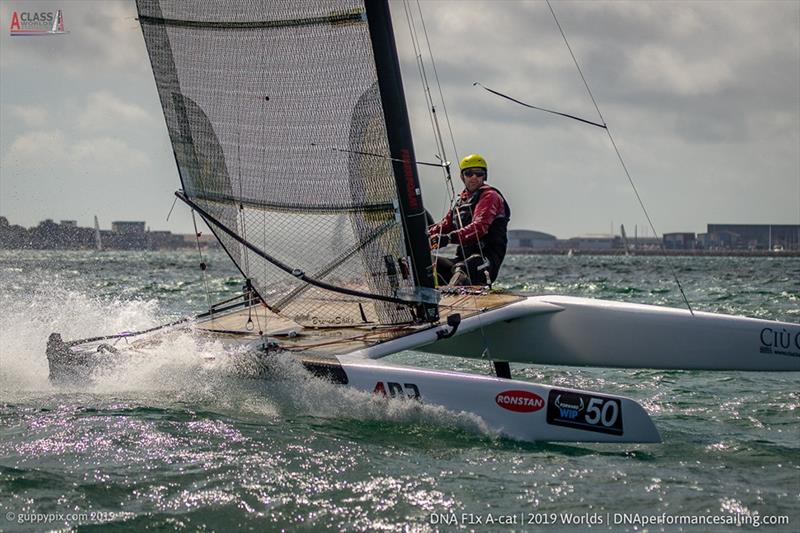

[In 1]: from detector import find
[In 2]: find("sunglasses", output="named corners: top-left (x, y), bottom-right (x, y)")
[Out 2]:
top-left (461, 169), bottom-right (486, 178)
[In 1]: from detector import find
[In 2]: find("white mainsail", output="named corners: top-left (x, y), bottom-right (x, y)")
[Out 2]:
top-left (137, 0), bottom-right (436, 326)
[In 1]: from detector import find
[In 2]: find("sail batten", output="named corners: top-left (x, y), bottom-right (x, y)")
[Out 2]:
top-left (138, 0), bottom-right (436, 325)
top-left (138, 10), bottom-right (365, 30)
top-left (188, 191), bottom-right (396, 214)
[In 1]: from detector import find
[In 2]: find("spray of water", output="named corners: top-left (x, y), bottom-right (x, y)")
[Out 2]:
top-left (0, 284), bottom-right (493, 439)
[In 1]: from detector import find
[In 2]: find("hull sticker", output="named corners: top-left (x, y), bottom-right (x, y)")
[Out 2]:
top-left (495, 390), bottom-right (545, 413)
top-left (546, 389), bottom-right (623, 435)
top-left (374, 381), bottom-right (421, 400)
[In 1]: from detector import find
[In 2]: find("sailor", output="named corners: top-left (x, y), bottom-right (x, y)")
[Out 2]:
top-left (428, 153), bottom-right (511, 286)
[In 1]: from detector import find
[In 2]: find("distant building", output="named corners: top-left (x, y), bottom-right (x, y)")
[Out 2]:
top-left (562, 236), bottom-right (621, 251)
top-left (148, 230), bottom-right (187, 249)
top-left (663, 232), bottom-right (696, 250)
top-left (0, 217), bottom-right (207, 250)
top-left (706, 224), bottom-right (799, 250)
top-left (111, 221), bottom-right (146, 234)
top-left (107, 221), bottom-right (146, 248)
top-left (508, 229), bottom-right (557, 250)
top-left (630, 237), bottom-right (662, 251)
top-left (697, 231), bottom-right (734, 249)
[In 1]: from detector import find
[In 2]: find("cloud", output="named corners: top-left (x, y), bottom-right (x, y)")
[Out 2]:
top-left (6, 104), bottom-right (49, 127)
top-left (627, 45), bottom-right (734, 96)
top-left (3, 130), bottom-right (67, 167)
top-left (72, 136), bottom-right (149, 168)
top-left (3, 129), bottom-right (148, 174)
top-left (1, 0), bottom-right (797, 237)
top-left (77, 91), bottom-right (152, 131)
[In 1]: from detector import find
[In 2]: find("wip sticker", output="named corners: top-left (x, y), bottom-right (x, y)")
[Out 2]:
top-left (546, 389), bottom-right (623, 435)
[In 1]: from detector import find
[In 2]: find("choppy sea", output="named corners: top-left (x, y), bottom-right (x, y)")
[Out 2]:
top-left (0, 250), bottom-right (798, 532)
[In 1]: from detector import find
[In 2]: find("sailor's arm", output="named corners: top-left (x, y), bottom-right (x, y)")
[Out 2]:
top-left (450, 190), bottom-right (505, 246)
top-left (428, 209), bottom-right (455, 237)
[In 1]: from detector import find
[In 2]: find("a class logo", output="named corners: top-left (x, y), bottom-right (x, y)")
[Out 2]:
top-left (10, 9), bottom-right (68, 36)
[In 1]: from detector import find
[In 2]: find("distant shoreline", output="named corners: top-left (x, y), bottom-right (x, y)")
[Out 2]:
top-left (0, 247), bottom-right (796, 257)
top-left (508, 249), bottom-right (800, 257)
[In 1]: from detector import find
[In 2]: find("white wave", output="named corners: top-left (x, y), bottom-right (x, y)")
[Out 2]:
top-left (0, 285), bottom-right (163, 394)
top-left (0, 285), bottom-right (492, 439)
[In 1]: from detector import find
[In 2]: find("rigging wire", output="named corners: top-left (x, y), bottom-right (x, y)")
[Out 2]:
top-left (236, 128), bottom-right (252, 284)
top-left (409, 0), bottom-right (491, 287)
top-left (473, 82), bottom-right (607, 129)
top-left (166, 196), bottom-right (179, 221)
top-left (310, 144), bottom-right (446, 168)
top-left (235, 124), bottom-right (263, 335)
top-left (543, 1), bottom-right (695, 315)
top-left (402, 0), bottom-right (490, 288)
top-left (258, 87), bottom-right (270, 342)
top-left (402, 1), bottom-right (495, 365)
top-left (190, 210), bottom-right (211, 310)
top-left (415, 0), bottom-right (459, 168)
top-left (400, 0), bottom-right (451, 285)
top-left (402, 0), bottom-right (446, 175)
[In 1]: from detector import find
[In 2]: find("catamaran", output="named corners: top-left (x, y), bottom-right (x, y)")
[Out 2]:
top-left (47, 0), bottom-right (799, 444)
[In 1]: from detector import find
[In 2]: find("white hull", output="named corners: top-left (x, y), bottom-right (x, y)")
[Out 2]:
top-left (335, 357), bottom-right (660, 443)
top-left (45, 331), bottom-right (660, 443)
top-left (46, 293), bottom-right (798, 444)
top-left (363, 295), bottom-right (800, 371)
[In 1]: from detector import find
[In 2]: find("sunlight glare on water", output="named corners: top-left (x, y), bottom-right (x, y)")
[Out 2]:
top-left (0, 250), bottom-right (798, 531)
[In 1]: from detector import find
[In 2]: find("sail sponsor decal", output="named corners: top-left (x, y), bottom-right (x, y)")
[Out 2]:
top-left (293, 313), bottom-right (358, 327)
top-left (9, 9), bottom-right (68, 36)
top-left (759, 327), bottom-right (800, 357)
top-left (374, 381), bottom-right (420, 399)
top-left (546, 390), bottom-right (623, 435)
top-left (495, 390), bottom-right (545, 413)
top-left (399, 148), bottom-right (419, 210)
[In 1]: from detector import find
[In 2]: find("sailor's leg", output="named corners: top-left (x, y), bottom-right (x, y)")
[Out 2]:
top-left (457, 254), bottom-right (492, 286)
top-left (435, 256), bottom-right (455, 286)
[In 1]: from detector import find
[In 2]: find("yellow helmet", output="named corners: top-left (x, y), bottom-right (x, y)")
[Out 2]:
top-left (459, 153), bottom-right (487, 171)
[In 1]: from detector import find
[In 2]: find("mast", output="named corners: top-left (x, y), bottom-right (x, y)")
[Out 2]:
top-left (94, 215), bottom-right (102, 251)
top-left (365, 0), bottom-right (438, 322)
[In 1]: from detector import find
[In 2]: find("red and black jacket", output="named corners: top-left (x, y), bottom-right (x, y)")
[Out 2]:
top-left (429, 185), bottom-right (511, 278)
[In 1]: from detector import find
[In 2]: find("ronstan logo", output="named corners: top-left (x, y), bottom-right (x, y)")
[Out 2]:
top-left (495, 390), bottom-right (545, 413)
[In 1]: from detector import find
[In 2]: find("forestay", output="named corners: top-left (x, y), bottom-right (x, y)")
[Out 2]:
top-left (137, 0), bottom-right (435, 326)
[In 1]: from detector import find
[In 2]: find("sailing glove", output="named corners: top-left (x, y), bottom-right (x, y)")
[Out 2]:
top-left (431, 232), bottom-right (456, 249)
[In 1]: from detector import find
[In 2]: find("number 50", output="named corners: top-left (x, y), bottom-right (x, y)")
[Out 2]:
top-left (585, 398), bottom-right (619, 427)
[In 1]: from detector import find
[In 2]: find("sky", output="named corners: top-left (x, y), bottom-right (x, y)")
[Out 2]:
top-left (0, 0), bottom-right (798, 239)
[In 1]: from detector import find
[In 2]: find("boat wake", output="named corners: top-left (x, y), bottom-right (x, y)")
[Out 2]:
top-left (0, 285), bottom-right (165, 393)
top-left (0, 287), bottom-right (494, 440)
